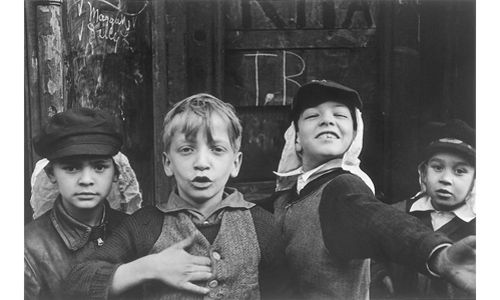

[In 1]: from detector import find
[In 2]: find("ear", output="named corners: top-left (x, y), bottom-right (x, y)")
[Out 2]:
top-left (162, 152), bottom-right (174, 177)
top-left (295, 134), bottom-right (303, 154)
top-left (112, 173), bottom-right (119, 183)
top-left (230, 152), bottom-right (243, 178)
top-left (44, 168), bottom-right (57, 184)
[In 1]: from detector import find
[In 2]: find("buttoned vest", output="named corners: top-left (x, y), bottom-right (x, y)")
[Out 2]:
top-left (143, 209), bottom-right (260, 300)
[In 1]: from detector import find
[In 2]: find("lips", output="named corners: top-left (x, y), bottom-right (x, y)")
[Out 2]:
top-left (435, 189), bottom-right (453, 199)
top-left (315, 131), bottom-right (340, 139)
top-left (75, 192), bottom-right (98, 200)
top-left (192, 176), bottom-right (212, 188)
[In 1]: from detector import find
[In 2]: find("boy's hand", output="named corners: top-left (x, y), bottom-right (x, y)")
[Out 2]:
top-left (429, 235), bottom-right (476, 294)
top-left (111, 235), bottom-right (212, 295)
top-left (150, 235), bottom-right (213, 294)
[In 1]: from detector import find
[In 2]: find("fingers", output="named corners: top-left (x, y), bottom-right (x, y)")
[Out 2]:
top-left (186, 271), bottom-right (213, 282)
top-left (189, 254), bottom-right (212, 266)
top-left (179, 282), bottom-right (210, 295)
top-left (186, 265), bottom-right (212, 273)
top-left (172, 235), bottom-right (196, 250)
top-left (461, 235), bottom-right (476, 249)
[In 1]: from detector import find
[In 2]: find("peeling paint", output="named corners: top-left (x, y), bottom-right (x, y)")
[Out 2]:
top-left (47, 79), bottom-right (58, 95)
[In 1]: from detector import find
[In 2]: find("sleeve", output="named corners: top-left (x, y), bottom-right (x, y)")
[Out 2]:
top-left (64, 206), bottom-right (164, 300)
top-left (318, 173), bottom-right (452, 274)
top-left (24, 256), bottom-right (42, 300)
top-left (251, 206), bottom-right (292, 300)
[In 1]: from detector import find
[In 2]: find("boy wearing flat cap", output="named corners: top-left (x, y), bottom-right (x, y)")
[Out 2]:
top-left (377, 119), bottom-right (476, 299)
top-left (24, 108), bottom-right (128, 300)
top-left (270, 80), bottom-right (476, 299)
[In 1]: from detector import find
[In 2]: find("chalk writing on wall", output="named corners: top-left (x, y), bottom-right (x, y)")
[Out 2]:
top-left (73, 0), bottom-right (148, 54)
top-left (243, 50), bottom-right (305, 106)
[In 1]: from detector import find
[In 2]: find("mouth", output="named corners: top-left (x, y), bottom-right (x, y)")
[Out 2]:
top-left (315, 131), bottom-right (340, 139)
top-left (191, 176), bottom-right (213, 188)
top-left (435, 189), bottom-right (453, 199)
top-left (75, 192), bottom-right (98, 200)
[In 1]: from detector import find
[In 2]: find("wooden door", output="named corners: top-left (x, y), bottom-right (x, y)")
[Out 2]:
top-left (184, 0), bottom-right (385, 200)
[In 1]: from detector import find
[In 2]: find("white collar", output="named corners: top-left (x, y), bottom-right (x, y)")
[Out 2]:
top-left (409, 196), bottom-right (476, 223)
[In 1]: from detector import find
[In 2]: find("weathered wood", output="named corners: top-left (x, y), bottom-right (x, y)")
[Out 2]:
top-left (35, 1), bottom-right (65, 118)
top-left (152, 0), bottom-right (171, 206)
top-left (64, 0), bottom-right (155, 205)
top-left (225, 29), bottom-right (376, 50)
top-left (236, 106), bottom-right (290, 183)
top-left (225, 0), bottom-right (377, 29)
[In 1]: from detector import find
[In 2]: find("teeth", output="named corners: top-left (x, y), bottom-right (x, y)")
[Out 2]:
top-left (319, 133), bottom-right (337, 139)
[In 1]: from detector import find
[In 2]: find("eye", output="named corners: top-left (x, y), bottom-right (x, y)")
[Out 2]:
top-left (334, 113), bottom-right (348, 119)
top-left (212, 145), bottom-right (228, 154)
top-left (94, 163), bottom-right (110, 173)
top-left (455, 168), bottom-right (469, 175)
top-left (63, 166), bottom-right (79, 173)
top-left (178, 146), bottom-right (194, 155)
top-left (430, 164), bottom-right (443, 172)
top-left (304, 113), bottom-right (319, 120)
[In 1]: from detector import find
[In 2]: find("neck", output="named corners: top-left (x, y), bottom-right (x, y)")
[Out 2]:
top-left (181, 191), bottom-right (224, 217)
top-left (62, 201), bottom-right (105, 227)
top-left (430, 199), bottom-right (467, 212)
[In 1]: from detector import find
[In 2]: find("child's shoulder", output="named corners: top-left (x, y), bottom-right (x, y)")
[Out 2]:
top-left (129, 205), bottom-right (164, 223)
top-left (325, 171), bottom-right (373, 194)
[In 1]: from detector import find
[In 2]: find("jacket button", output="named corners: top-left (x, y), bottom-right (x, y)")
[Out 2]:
top-left (208, 280), bottom-right (218, 288)
top-left (212, 251), bottom-right (221, 260)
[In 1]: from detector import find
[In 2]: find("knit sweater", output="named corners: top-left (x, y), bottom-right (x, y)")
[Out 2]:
top-left (65, 195), bottom-right (285, 299)
top-left (270, 168), bottom-right (453, 299)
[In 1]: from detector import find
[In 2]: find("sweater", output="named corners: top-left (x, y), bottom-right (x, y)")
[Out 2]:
top-left (65, 190), bottom-right (286, 300)
top-left (270, 168), bottom-right (453, 299)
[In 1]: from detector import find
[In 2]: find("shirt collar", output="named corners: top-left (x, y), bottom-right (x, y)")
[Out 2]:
top-left (50, 196), bottom-right (108, 251)
top-left (156, 187), bottom-right (254, 221)
top-left (409, 196), bottom-right (476, 223)
top-left (294, 159), bottom-right (342, 193)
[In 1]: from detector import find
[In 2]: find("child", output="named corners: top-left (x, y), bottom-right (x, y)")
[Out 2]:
top-left (270, 80), bottom-right (476, 299)
top-left (379, 119), bottom-right (476, 299)
top-left (65, 93), bottom-right (284, 299)
top-left (25, 108), bottom-right (129, 300)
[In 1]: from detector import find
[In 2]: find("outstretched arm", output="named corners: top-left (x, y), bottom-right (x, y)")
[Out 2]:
top-left (428, 235), bottom-right (476, 294)
top-left (319, 174), bottom-right (475, 293)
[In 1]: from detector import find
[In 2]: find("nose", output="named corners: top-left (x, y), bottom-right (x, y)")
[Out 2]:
top-left (78, 167), bottom-right (95, 186)
top-left (319, 113), bottom-right (335, 126)
top-left (439, 169), bottom-right (453, 185)
top-left (194, 148), bottom-right (211, 171)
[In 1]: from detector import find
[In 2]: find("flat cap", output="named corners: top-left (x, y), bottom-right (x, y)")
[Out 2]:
top-left (33, 108), bottom-right (123, 160)
top-left (421, 119), bottom-right (475, 165)
top-left (291, 80), bottom-right (363, 125)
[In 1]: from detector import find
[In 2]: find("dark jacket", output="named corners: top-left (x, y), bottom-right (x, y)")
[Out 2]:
top-left (24, 197), bottom-right (127, 300)
top-left (268, 169), bottom-right (452, 300)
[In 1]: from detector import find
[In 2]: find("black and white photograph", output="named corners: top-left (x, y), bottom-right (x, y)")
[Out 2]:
top-left (18, 0), bottom-right (491, 299)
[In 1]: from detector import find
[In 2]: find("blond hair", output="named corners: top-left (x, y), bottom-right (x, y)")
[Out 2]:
top-left (162, 93), bottom-right (242, 153)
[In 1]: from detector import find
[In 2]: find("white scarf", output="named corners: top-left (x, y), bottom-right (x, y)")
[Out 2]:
top-left (274, 108), bottom-right (375, 193)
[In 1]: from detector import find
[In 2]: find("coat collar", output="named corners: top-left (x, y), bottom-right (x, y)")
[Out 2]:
top-left (50, 197), bottom-right (108, 251)
top-left (155, 187), bottom-right (254, 221)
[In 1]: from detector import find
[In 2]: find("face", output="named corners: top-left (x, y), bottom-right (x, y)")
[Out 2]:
top-left (296, 101), bottom-right (355, 171)
top-left (47, 156), bottom-right (117, 217)
top-left (422, 152), bottom-right (475, 211)
top-left (163, 113), bottom-right (242, 211)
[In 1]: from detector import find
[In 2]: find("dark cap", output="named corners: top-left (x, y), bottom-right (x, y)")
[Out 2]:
top-left (421, 119), bottom-right (475, 165)
top-left (33, 108), bottom-right (123, 160)
top-left (291, 80), bottom-right (363, 126)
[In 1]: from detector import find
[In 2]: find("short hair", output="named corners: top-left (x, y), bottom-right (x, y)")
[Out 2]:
top-left (162, 93), bottom-right (243, 153)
